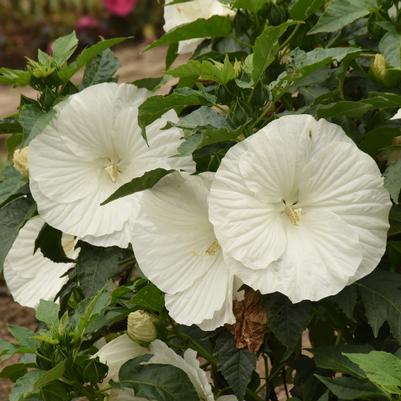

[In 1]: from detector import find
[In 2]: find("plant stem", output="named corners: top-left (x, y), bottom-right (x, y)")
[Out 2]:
top-left (246, 388), bottom-right (265, 401)
top-left (282, 368), bottom-right (290, 399)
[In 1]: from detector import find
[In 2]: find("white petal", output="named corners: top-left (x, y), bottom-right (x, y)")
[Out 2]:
top-left (209, 142), bottom-right (287, 270)
top-left (391, 108), bottom-right (401, 120)
top-left (29, 83), bottom-right (195, 248)
top-left (95, 334), bottom-right (147, 384)
top-left (165, 261), bottom-right (235, 329)
top-left (235, 210), bottom-right (363, 302)
top-left (300, 141), bottom-right (391, 282)
top-left (148, 340), bottom-right (214, 401)
top-left (3, 216), bottom-right (78, 309)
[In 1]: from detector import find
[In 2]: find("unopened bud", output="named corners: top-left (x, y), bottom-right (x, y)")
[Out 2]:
top-left (127, 310), bottom-right (157, 344)
top-left (370, 54), bottom-right (401, 87)
top-left (13, 147), bottom-right (29, 178)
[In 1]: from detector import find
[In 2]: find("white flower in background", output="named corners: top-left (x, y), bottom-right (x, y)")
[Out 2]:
top-left (209, 114), bottom-right (391, 303)
top-left (29, 83), bottom-right (194, 248)
top-left (132, 172), bottom-right (237, 331)
top-left (163, 0), bottom-right (235, 54)
top-left (127, 310), bottom-right (158, 343)
top-left (391, 109), bottom-right (401, 119)
top-left (3, 216), bottom-right (79, 308)
top-left (96, 334), bottom-right (237, 401)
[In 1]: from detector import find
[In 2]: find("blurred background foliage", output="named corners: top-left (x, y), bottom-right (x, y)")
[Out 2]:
top-left (0, 0), bottom-right (164, 68)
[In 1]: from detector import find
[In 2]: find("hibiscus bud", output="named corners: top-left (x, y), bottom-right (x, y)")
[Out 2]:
top-left (127, 310), bottom-right (157, 344)
top-left (13, 147), bottom-right (29, 178)
top-left (370, 54), bottom-right (401, 87)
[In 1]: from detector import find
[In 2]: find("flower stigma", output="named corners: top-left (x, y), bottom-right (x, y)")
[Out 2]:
top-left (282, 200), bottom-right (302, 226)
top-left (205, 239), bottom-right (221, 256)
top-left (104, 160), bottom-right (121, 183)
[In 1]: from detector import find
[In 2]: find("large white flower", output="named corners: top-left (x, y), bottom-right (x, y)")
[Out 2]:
top-left (29, 83), bottom-right (194, 248)
top-left (3, 216), bottom-right (79, 308)
top-left (131, 172), bottom-right (236, 330)
top-left (163, 0), bottom-right (235, 54)
top-left (391, 108), bottom-right (401, 120)
top-left (95, 334), bottom-right (237, 401)
top-left (209, 114), bottom-right (391, 303)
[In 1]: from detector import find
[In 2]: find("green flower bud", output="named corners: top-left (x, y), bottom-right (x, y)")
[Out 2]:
top-left (370, 54), bottom-right (401, 87)
top-left (127, 310), bottom-right (158, 344)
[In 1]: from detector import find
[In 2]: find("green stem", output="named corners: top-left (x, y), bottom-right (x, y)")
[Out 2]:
top-left (280, 23), bottom-right (302, 50)
top-left (246, 388), bottom-right (265, 401)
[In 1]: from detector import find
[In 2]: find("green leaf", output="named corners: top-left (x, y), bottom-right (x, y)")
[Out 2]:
top-left (58, 37), bottom-right (128, 81)
top-left (330, 285), bottom-right (358, 320)
top-left (0, 68), bottom-right (31, 86)
top-left (34, 361), bottom-right (66, 390)
top-left (10, 370), bottom-right (44, 401)
top-left (289, 0), bottom-right (325, 20)
top-left (51, 31), bottom-right (78, 66)
top-left (315, 375), bottom-right (385, 400)
top-left (265, 293), bottom-right (312, 349)
top-left (309, 0), bottom-right (378, 34)
top-left (34, 223), bottom-right (75, 263)
top-left (379, 30), bottom-right (401, 68)
top-left (147, 15), bottom-right (232, 50)
top-left (344, 351), bottom-right (401, 397)
top-left (36, 300), bottom-right (60, 328)
top-left (0, 118), bottom-right (22, 134)
top-left (215, 332), bottom-right (256, 401)
top-left (74, 242), bottom-right (132, 297)
top-left (356, 271), bottom-right (401, 342)
top-left (118, 355), bottom-right (200, 401)
top-left (233, 0), bottom-right (268, 13)
top-left (81, 49), bottom-right (119, 88)
top-left (252, 22), bottom-right (295, 83)
top-left (102, 168), bottom-right (173, 205)
top-left (8, 326), bottom-right (36, 349)
top-left (176, 107), bottom-right (229, 129)
top-left (314, 345), bottom-right (373, 378)
top-left (40, 382), bottom-right (70, 401)
top-left (0, 363), bottom-right (31, 381)
top-left (317, 101), bottom-right (373, 118)
top-left (133, 76), bottom-right (167, 91)
top-left (138, 88), bottom-right (216, 131)
top-left (130, 282), bottom-right (165, 313)
top-left (360, 123), bottom-right (401, 155)
top-left (168, 55), bottom-right (239, 85)
top-left (0, 339), bottom-right (17, 361)
top-left (384, 160), bottom-right (401, 203)
top-left (0, 167), bottom-right (26, 207)
top-left (0, 197), bottom-right (35, 273)
top-left (363, 92), bottom-right (401, 108)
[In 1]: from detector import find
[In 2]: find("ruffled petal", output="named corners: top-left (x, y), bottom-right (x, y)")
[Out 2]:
top-left (235, 210), bottom-right (363, 302)
top-left (3, 216), bottom-right (78, 308)
top-left (209, 143), bottom-right (287, 269)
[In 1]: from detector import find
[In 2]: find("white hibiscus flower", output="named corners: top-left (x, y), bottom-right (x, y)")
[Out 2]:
top-left (163, 0), bottom-right (235, 54)
top-left (95, 334), bottom-right (237, 401)
top-left (391, 108), bottom-right (401, 119)
top-left (3, 216), bottom-right (79, 308)
top-left (131, 172), bottom-right (237, 330)
top-left (29, 83), bottom-right (194, 248)
top-left (209, 114), bottom-right (391, 303)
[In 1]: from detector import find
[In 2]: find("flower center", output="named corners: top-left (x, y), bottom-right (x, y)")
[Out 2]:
top-left (104, 160), bottom-right (121, 183)
top-left (62, 237), bottom-right (75, 255)
top-left (281, 200), bottom-right (302, 226)
top-left (205, 240), bottom-right (221, 256)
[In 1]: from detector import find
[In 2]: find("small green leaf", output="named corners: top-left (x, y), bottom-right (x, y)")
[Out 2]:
top-left (265, 293), bottom-right (312, 350)
top-left (317, 101), bottom-right (372, 118)
top-left (360, 123), bottom-right (401, 155)
top-left (344, 351), bottom-right (401, 397)
top-left (0, 197), bottom-right (36, 273)
top-left (58, 37), bottom-right (128, 81)
top-left (0, 118), bottom-right (22, 134)
top-left (40, 382), bottom-right (70, 401)
top-left (8, 326), bottom-right (36, 350)
top-left (118, 355), bottom-right (199, 401)
top-left (314, 345), bottom-right (373, 378)
top-left (102, 168), bottom-right (173, 205)
top-left (215, 332), bottom-right (256, 401)
top-left (0, 167), bottom-right (26, 207)
top-left (384, 160), bottom-right (401, 203)
top-left (34, 361), bottom-right (66, 390)
top-left (147, 15), bottom-right (232, 50)
top-left (315, 375), bottom-right (386, 400)
top-left (379, 30), bottom-right (401, 69)
top-left (233, 0), bottom-right (268, 13)
top-left (129, 282), bottom-right (165, 313)
top-left (133, 76), bottom-right (167, 91)
top-left (289, 0), bottom-right (325, 20)
top-left (0, 363), bottom-right (31, 381)
top-left (252, 22), bottom-right (296, 83)
top-left (51, 31), bottom-right (79, 66)
top-left (309, 0), bottom-right (378, 34)
top-left (81, 49), bottom-right (119, 88)
top-left (10, 370), bottom-right (44, 401)
top-left (36, 300), bottom-right (60, 328)
top-left (0, 68), bottom-right (31, 86)
top-left (138, 88), bottom-right (216, 131)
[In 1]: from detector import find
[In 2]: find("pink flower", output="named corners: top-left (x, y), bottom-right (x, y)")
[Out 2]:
top-left (76, 16), bottom-right (100, 31)
top-left (103, 0), bottom-right (138, 16)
